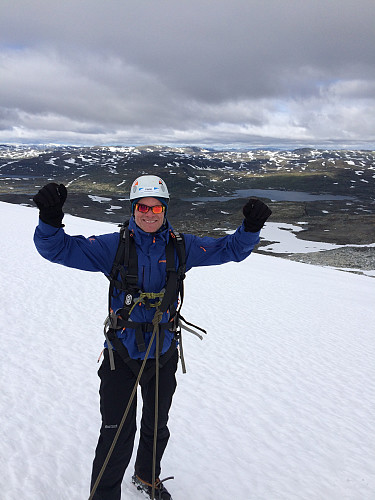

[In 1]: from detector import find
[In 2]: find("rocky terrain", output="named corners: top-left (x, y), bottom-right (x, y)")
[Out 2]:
top-left (284, 247), bottom-right (375, 273)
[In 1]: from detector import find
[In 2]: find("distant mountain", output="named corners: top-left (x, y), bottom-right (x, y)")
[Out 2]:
top-left (1, 145), bottom-right (374, 240)
top-left (1, 144), bottom-right (374, 195)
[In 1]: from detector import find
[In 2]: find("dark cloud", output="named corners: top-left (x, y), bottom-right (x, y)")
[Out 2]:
top-left (0, 0), bottom-right (374, 145)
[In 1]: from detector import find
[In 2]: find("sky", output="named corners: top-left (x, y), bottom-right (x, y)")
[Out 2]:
top-left (1, 0), bottom-right (375, 148)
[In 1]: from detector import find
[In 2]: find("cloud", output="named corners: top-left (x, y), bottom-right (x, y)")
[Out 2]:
top-left (0, 0), bottom-right (375, 146)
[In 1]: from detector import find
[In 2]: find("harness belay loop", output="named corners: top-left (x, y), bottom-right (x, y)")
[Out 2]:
top-left (104, 221), bottom-right (206, 374)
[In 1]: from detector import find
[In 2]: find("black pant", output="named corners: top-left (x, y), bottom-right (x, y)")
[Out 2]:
top-left (90, 348), bottom-right (178, 500)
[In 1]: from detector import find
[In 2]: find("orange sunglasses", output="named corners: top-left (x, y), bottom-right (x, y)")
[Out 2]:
top-left (135, 203), bottom-right (165, 214)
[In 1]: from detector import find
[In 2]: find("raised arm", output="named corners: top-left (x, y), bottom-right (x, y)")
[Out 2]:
top-left (184, 198), bottom-right (272, 270)
top-left (33, 183), bottom-right (118, 275)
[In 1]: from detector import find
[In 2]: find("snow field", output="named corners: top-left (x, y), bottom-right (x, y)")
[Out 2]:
top-left (0, 202), bottom-right (374, 499)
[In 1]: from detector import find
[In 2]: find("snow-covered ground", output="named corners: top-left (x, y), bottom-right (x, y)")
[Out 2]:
top-left (260, 221), bottom-right (375, 258)
top-left (0, 201), bottom-right (374, 500)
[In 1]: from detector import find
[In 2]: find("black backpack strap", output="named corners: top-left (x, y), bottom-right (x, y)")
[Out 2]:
top-left (158, 230), bottom-right (186, 316)
top-left (107, 222), bottom-right (139, 323)
top-left (109, 221), bottom-right (128, 282)
top-left (173, 230), bottom-right (186, 310)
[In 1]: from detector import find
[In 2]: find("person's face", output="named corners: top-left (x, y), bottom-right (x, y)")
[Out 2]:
top-left (133, 197), bottom-right (165, 233)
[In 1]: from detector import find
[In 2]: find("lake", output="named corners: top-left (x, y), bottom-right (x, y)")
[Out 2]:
top-left (183, 188), bottom-right (356, 202)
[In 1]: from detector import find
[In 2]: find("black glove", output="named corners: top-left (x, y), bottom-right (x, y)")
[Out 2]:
top-left (33, 183), bottom-right (67, 227)
top-left (243, 198), bottom-right (272, 232)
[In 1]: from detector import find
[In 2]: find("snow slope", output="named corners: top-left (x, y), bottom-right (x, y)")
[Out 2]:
top-left (0, 201), bottom-right (374, 500)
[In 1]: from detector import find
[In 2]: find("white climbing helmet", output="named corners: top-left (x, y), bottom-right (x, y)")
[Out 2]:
top-left (129, 175), bottom-right (170, 201)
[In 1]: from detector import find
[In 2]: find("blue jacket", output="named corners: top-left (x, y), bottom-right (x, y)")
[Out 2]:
top-left (34, 216), bottom-right (260, 359)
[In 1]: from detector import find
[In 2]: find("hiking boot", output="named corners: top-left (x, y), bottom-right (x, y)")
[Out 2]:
top-left (132, 474), bottom-right (174, 499)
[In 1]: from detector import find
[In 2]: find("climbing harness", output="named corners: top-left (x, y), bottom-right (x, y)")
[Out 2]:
top-left (103, 221), bottom-right (206, 378)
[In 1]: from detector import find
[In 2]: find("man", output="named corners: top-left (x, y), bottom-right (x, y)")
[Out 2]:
top-left (33, 175), bottom-right (271, 500)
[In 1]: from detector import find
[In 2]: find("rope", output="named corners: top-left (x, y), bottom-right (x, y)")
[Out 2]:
top-left (128, 291), bottom-right (165, 316)
top-left (88, 308), bottom-right (163, 500)
top-left (151, 309), bottom-right (163, 500)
